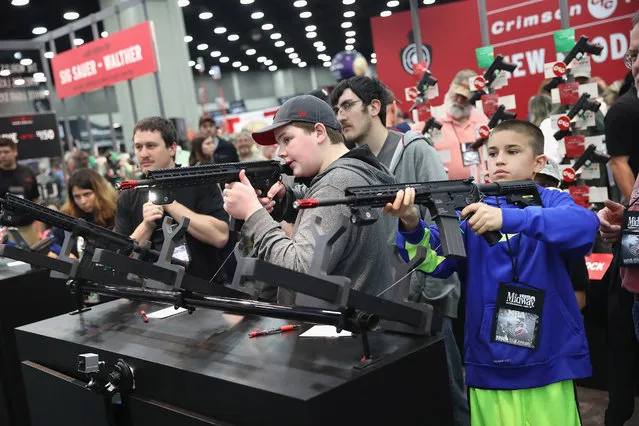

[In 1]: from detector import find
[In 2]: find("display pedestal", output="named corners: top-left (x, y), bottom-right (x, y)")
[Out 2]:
top-left (17, 299), bottom-right (454, 425)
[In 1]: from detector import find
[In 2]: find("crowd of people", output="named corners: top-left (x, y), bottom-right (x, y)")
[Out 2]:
top-left (0, 10), bottom-right (638, 426)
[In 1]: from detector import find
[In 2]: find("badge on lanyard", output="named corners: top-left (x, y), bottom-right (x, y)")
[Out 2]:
top-left (620, 210), bottom-right (639, 267)
top-left (172, 242), bottom-right (191, 265)
top-left (491, 282), bottom-right (545, 350)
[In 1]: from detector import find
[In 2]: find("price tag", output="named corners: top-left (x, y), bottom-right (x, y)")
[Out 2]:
top-left (575, 110), bottom-right (596, 129)
top-left (544, 61), bottom-right (567, 78)
top-left (567, 55), bottom-right (591, 76)
top-left (581, 163), bottom-right (600, 180)
top-left (568, 186), bottom-right (590, 208)
top-left (588, 186), bottom-right (608, 203)
top-left (558, 82), bottom-right (580, 105)
top-left (469, 75), bottom-right (486, 91)
top-left (490, 72), bottom-right (509, 90)
top-left (481, 94), bottom-right (499, 117)
top-left (564, 135), bottom-right (586, 158)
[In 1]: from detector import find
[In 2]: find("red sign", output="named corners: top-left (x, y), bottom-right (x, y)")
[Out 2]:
top-left (552, 61), bottom-right (567, 76)
top-left (564, 135), bottom-right (586, 158)
top-left (558, 82), bottom-right (580, 105)
top-left (478, 125), bottom-right (491, 139)
top-left (416, 103), bottom-right (430, 121)
top-left (413, 61), bottom-right (429, 78)
top-left (405, 86), bottom-right (419, 101)
top-left (472, 76), bottom-right (487, 91)
top-left (585, 253), bottom-right (614, 281)
top-left (568, 185), bottom-right (589, 207)
top-left (557, 114), bottom-right (571, 131)
top-left (562, 167), bottom-right (577, 183)
top-left (481, 94), bottom-right (500, 117)
top-left (51, 21), bottom-right (158, 99)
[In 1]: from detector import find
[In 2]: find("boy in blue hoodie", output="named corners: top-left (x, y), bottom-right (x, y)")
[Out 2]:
top-left (385, 120), bottom-right (599, 426)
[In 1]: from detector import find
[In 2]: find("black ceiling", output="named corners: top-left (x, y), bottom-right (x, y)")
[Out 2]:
top-left (0, 0), bottom-right (459, 74)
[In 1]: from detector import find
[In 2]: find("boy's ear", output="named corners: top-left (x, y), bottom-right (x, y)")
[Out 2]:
top-left (315, 123), bottom-right (328, 144)
top-left (533, 154), bottom-right (547, 174)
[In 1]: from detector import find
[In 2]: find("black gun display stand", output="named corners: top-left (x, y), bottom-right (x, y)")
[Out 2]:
top-left (9, 215), bottom-right (452, 425)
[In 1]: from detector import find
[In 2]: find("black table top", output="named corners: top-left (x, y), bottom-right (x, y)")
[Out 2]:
top-left (0, 261), bottom-right (31, 281)
top-left (17, 298), bottom-right (442, 401)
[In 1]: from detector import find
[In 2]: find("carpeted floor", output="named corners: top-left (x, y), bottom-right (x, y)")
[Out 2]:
top-left (578, 386), bottom-right (639, 426)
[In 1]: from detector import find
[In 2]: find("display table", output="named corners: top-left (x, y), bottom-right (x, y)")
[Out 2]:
top-left (0, 263), bottom-right (78, 426)
top-left (16, 298), bottom-right (453, 425)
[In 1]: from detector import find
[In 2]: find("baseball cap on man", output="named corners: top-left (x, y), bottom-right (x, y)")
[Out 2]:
top-left (252, 95), bottom-right (342, 146)
top-left (199, 116), bottom-right (216, 127)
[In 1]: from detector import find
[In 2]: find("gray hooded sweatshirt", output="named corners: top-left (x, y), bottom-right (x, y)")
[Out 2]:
top-left (378, 130), bottom-right (462, 319)
top-left (241, 145), bottom-right (396, 305)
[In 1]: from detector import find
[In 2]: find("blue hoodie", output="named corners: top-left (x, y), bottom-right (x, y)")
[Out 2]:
top-left (397, 185), bottom-right (599, 390)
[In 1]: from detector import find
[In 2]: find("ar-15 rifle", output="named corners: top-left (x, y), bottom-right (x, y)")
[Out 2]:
top-left (294, 178), bottom-right (542, 259)
top-left (544, 36), bottom-right (604, 92)
top-left (468, 55), bottom-right (517, 105)
top-left (471, 105), bottom-right (517, 150)
top-left (553, 93), bottom-right (601, 141)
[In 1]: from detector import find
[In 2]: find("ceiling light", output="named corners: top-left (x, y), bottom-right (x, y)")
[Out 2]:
top-left (298, 62), bottom-right (307, 67)
top-left (299, 11), bottom-right (312, 18)
top-left (14, 79), bottom-right (25, 86)
top-left (188, 60), bottom-right (195, 67)
top-left (214, 27), bottom-right (227, 34)
top-left (313, 41), bottom-right (324, 47)
top-left (240, 0), bottom-right (255, 3)
top-left (318, 53), bottom-right (326, 59)
top-left (343, 0), bottom-right (355, 4)
top-left (208, 68), bottom-right (215, 75)
top-left (371, 58), bottom-right (377, 64)
top-left (228, 34), bottom-right (240, 41)
top-left (270, 33), bottom-right (281, 39)
top-left (177, 0), bottom-right (190, 6)
top-left (101, 31), bottom-right (108, 37)
top-left (346, 38), bottom-right (356, 44)
top-left (232, 61), bottom-right (242, 68)
top-left (292, 58), bottom-right (301, 64)
top-left (63, 11), bottom-right (79, 20)
top-left (0, 70), bottom-right (10, 77)
top-left (210, 50), bottom-right (221, 57)
top-left (199, 12), bottom-right (213, 20)
top-left (343, 11), bottom-right (355, 18)
top-left (285, 47), bottom-right (295, 53)
top-left (14, 52), bottom-right (21, 60)
top-left (380, 10), bottom-right (392, 17)
top-left (423, 0), bottom-right (436, 3)
top-left (246, 49), bottom-right (256, 55)
top-left (293, 0), bottom-right (307, 6)
top-left (371, 53), bottom-right (377, 58)
top-left (251, 11), bottom-right (264, 19)
top-left (387, 0), bottom-right (400, 6)
top-left (184, 35), bottom-right (193, 42)
top-left (323, 61), bottom-right (332, 67)
top-left (274, 41), bottom-right (285, 47)
top-left (219, 56), bottom-right (230, 63)
top-left (345, 44), bottom-right (354, 50)
top-left (240, 65), bottom-right (249, 72)
top-left (32, 27), bottom-right (47, 35)
top-left (195, 63), bottom-right (202, 70)
top-left (305, 25), bottom-right (316, 32)
top-left (11, 0), bottom-right (29, 5)
top-left (341, 22), bottom-right (352, 28)
top-left (44, 51), bottom-right (54, 59)
top-left (306, 32), bottom-right (317, 38)
top-left (20, 58), bottom-right (32, 66)
top-left (264, 59), bottom-right (273, 66)
top-left (74, 38), bottom-right (84, 46)
top-left (33, 72), bottom-right (46, 82)
top-left (261, 23), bottom-right (274, 30)
top-left (289, 53), bottom-right (298, 59)
top-left (197, 43), bottom-right (208, 50)
top-left (316, 45), bottom-right (326, 52)
top-left (268, 65), bottom-right (278, 71)
top-left (345, 30), bottom-right (356, 37)
top-left (257, 56), bottom-right (266, 62)
top-left (321, 54), bottom-right (331, 61)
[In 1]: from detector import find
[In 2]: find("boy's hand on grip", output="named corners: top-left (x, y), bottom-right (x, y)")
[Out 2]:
top-left (382, 187), bottom-right (420, 231)
top-left (257, 181), bottom-right (286, 213)
top-left (461, 203), bottom-right (503, 236)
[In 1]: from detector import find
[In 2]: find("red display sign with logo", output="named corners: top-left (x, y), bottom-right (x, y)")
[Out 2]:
top-left (371, 0), bottom-right (635, 118)
top-left (51, 21), bottom-right (158, 99)
top-left (585, 253), bottom-right (614, 281)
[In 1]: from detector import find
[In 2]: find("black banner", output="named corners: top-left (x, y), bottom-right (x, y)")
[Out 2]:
top-left (0, 112), bottom-right (62, 160)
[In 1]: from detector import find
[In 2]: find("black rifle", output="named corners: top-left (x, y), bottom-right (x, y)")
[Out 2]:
top-left (468, 55), bottom-right (517, 105)
top-left (544, 36), bottom-right (604, 91)
top-left (553, 93), bottom-right (601, 141)
top-left (294, 178), bottom-right (542, 259)
top-left (471, 105), bottom-right (517, 150)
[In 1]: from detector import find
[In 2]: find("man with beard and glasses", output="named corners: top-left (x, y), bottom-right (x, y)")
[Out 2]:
top-left (436, 69), bottom-right (489, 181)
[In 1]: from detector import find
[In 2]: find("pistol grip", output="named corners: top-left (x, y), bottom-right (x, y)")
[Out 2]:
top-left (483, 230), bottom-right (503, 246)
top-left (229, 218), bottom-right (244, 233)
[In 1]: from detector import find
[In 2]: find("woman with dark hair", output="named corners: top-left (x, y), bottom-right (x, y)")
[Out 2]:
top-left (50, 168), bottom-right (118, 255)
top-left (189, 135), bottom-right (215, 166)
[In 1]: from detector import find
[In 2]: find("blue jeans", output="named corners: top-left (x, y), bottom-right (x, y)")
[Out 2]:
top-left (442, 317), bottom-right (470, 426)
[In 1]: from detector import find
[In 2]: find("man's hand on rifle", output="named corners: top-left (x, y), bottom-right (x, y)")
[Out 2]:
top-left (223, 170), bottom-right (263, 221)
top-left (142, 201), bottom-right (164, 229)
top-left (382, 187), bottom-right (420, 232)
top-left (597, 199), bottom-right (624, 244)
top-left (257, 180), bottom-right (285, 214)
top-left (461, 203), bottom-right (503, 236)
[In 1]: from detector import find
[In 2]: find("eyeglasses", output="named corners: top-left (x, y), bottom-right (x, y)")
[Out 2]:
top-left (624, 51), bottom-right (638, 70)
top-left (332, 99), bottom-right (362, 115)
